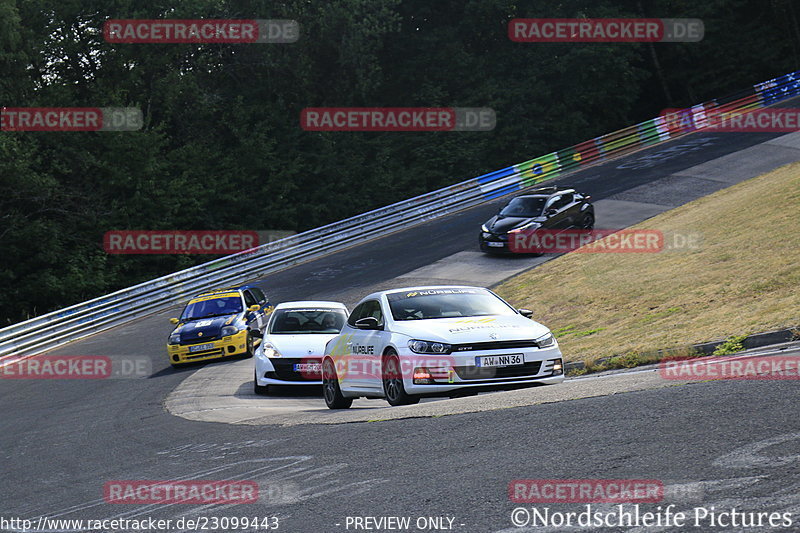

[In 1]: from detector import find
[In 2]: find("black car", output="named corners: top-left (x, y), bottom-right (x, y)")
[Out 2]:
top-left (479, 187), bottom-right (595, 253)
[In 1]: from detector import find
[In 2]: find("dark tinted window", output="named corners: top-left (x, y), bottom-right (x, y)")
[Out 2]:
top-left (556, 193), bottom-right (573, 209)
top-left (362, 300), bottom-right (383, 324)
top-left (243, 290), bottom-right (257, 307)
top-left (250, 287), bottom-right (267, 303)
top-left (181, 297), bottom-right (243, 320)
top-left (387, 288), bottom-right (516, 321)
top-left (269, 308), bottom-right (347, 334)
top-left (347, 300), bottom-right (383, 326)
top-left (548, 193), bottom-right (574, 211)
top-left (347, 302), bottom-right (368, 327)
top-left (499, 197), bottom-right (547, 217)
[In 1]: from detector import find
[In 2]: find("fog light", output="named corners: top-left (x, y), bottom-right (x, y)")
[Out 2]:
top-left (413, 367), bottom-right (434, 384)
top-left (552, 358), bottom-right (563, 375)
top-left (228, 346), bottom-right (236, 353)
top-left (172, 355), bottom-right (180, 362)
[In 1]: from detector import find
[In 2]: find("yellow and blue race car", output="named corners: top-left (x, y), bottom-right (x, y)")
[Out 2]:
top-left (167, 285), bottom-right (272, 367)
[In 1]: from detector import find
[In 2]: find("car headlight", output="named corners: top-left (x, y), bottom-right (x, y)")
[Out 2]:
top-left (168, 333), bottom-right (181, 345)
top-left (536, 332), bottom-right (556, 348)
top-left (481, 224), bottom-right (489, 233)
top-left (408, 339), bottom-right (452, 354)
top-left (262, 342), bottom-right (282, 357)
top-left (221, 325), bottom-right (240, 337)
top-left (509, 222), bottom-right (540, 234)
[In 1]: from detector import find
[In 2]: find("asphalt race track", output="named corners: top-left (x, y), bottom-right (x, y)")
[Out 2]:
top-left (3, 118), bottom-right (800, 532)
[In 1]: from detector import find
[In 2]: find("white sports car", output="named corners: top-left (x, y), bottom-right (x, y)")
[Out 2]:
top-left (322, 286), bottom-right (564, 408)
top-left (254, 301), bottom-right (348, 395)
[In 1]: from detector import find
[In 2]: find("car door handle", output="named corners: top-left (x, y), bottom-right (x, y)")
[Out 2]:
top-left (346, 342), bottom-right (353, 345)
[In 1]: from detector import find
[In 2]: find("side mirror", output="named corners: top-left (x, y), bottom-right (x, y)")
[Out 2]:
top-left (545, 208), bottom-right (558, 217)
top-left (354, 317), bottom-right (381, 330)
top-left (518, 308), bottom-right (533, 318)
top-left (248, 304), bottom-right (261, 312)
top-left (250, 329), bottom-right (263, 338)
top-left (169, 318), bottom-right (179, 324)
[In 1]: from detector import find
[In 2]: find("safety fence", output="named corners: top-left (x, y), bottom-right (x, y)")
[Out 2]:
top-left (1, 70), bottom-right (799, 359)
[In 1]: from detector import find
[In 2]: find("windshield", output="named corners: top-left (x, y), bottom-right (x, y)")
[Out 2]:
top-left (269, 308), bottom-right (347, 334)
top-left (181, 296), bottom-right (243, 321)
top-left (499, 197), bottom-right (547, 218)
top-left (387, 288), bottom-right (517, 321)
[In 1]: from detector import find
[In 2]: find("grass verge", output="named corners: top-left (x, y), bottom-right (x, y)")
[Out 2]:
top-left (495, 162), bottom-right (800, 366)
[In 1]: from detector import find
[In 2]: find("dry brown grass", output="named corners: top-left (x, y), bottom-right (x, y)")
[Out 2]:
top-left (495, 162), bottom-right (800, 364)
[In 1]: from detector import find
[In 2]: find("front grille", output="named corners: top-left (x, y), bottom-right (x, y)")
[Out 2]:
top-left (268, 358), bottom-right (322, 382)
top-left (452, 340), bottom-right (539, 352)
top-left (454, 361), bottom-right (542, 380)
top-left (182, 334), bottom-right (221, 344)
top-left (185, 349), bottom-right (224, 360)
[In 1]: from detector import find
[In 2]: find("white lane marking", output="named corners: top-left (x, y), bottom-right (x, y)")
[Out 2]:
top-left (495, 431), bottom-right (800, 532)
top-left (0, 353), bottom-right (42, 370)
top-left (615, 137), bottom-right (719, 170)
top-left (14, 454), bottom-right (386, 532)
top-left (713, 432), bottom-right (800, 469)
top-left (23, 457), bottom-right (313, 520)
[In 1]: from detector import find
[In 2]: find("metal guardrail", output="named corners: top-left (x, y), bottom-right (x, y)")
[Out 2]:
top-left (2, 70), bottom-right (799, 359)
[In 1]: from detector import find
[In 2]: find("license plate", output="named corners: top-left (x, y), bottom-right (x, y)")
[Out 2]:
top-left (476, 354), bottom-right (524, 367)
top-left (189, 343), bottom-right (215, 353)
top-left (487, 242), bottom-right (504, 247)
top-left (294, 363), bottom-right (321, 373)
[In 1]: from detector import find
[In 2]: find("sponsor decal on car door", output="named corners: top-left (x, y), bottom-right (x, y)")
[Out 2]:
top-left (345, 330), bottom-right (384, 392)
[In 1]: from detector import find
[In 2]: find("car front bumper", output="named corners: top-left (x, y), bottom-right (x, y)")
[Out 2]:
top-left (480, 232), bottom-right (512, 252)
top-left (400, 345), bottom-right (565, 394)
top-left (167, 329), bottom-right (249, 365)
top-left (255, 356), bottom-right (323, 386)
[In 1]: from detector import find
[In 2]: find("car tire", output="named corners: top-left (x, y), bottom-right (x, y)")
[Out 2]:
top-left (581, 213), bottom-right (595, 229)
top-left (243, 332), bottom-right (255, 358)
top-left (322, 359), bottom-right (352, 409)
top-left (253, 370), bottom-right (270, 395)
top-left (382, 351), bottom-right (420, 407)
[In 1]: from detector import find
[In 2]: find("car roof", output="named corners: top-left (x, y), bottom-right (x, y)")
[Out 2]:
top-left (514, 186), bottom-right (576, 199)
top-left (195, 284), bottom-right (267, 297)
top-left (272, 301), bottom-right (348, 310)
top-left (360, 285), bottom-right (488, 301)
top-left (238, 283), bottom-right (263, 291)
top-left (196, 286), bottom-right (242, 295)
